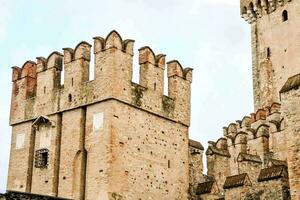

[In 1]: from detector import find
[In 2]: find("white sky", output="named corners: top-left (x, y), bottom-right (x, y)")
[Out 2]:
top-left (0, 0), bottom-right (253, 193)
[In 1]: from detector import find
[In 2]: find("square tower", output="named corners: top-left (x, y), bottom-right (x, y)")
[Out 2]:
top-left (6, 31), bottom-right (193, 200)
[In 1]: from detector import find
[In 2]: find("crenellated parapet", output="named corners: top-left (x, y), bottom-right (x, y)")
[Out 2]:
top-left (206, 102), bottom-right (286, 179)
top-left (223, 102), bottom-right (282, 139)
top-left (203, 103), bottom-right (291, 198)
top-left (9, 30), bottom-right (193, 127)
top-left (240, 0), bottom-right (292, 23)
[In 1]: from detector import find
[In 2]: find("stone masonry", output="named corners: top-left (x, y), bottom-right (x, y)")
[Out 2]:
top-left (3, 0), bottom-right (300, 200)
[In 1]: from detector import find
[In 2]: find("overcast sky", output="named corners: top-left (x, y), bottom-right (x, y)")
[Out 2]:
top-left (0, 0), bottom-right (253, 193)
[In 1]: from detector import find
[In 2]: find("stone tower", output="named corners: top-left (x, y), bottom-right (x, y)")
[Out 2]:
top-left (241, 0), bottom-right (300, 110)
top-left (194, 1), bottom-right (300, 199)
top-left (241, 1), bottom-right (300, 198)
top-left (6, 31), bottom-right (194, 200)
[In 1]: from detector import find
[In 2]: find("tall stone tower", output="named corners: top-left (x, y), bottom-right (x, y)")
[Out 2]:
top-left (241, 0), bottom-right (300, 110)
top-left (241, 0), bottom-right (300, 198)
top-left (6, 31), bottom-right (193, 200)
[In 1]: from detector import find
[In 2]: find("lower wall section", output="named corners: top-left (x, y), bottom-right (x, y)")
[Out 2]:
top-left (7, 99), bottom-right (190, 200)
top-left (7, 121), bottom-right (34, 193)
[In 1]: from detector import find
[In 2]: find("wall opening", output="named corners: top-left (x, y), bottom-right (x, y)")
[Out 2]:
top-left (41, 152), bottom-right (48, 166)
top-left (132, 49), bottom-right (140, 84)
top-left (164, 66), bottom-right (168, 95)
top-left (267, 47), bottom-right (271, 58)
top-left (282, 10), bottom-right (288, 22)
top-left (68, 94), bottom-right (72, 102)
top-left (243, 6), bottom-right (247, 14)
top-left (89, 48), bottom-right (95, 81)
top-left (256, 0), bottom-right (262, 9)
top-left (60, 62), bottom-right (65, 86)
top-left (249, 2), bottom-right (254, 13)
top-left (35, 148), bottom-right (49, 168)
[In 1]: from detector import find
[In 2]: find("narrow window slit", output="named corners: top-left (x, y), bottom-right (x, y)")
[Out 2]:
top-left (68, 94), bottom-right (72, 102)
top-left (282, 10), bottom-right (288, 22)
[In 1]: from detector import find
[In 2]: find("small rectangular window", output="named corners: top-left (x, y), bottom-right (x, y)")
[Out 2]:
top-left (35, 148), bottom-right (49, 168)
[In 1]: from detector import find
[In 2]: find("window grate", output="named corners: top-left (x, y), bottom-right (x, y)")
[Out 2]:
top-left (35, 148), bottom-right (49, 168)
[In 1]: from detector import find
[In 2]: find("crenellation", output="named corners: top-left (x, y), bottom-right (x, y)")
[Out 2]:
top-left (233, 132), bottom-right (248, 149)
top-left (226, 123), bottom-right (237, 136)
top-left (9, 31), bottom-right (192, 128)
top-left (62, 48), bottom-right (74, 64)
top-left (270, 102), bottom-right (281, 113)
top-left (73, 41), bottom-right (92, 61)
top-left (204, 97), bottom-right (297, 198)
top-left (62, 42), bottom-right (91, 110)
top-left (93, 30), bottom-right (134, 54)
top-left (12, 67), bottom-right (22, 81)
top-left (21, 61), bottom-right (37, 79)
top-left (10, 61), bottom-right (37, 124)
top-left (206, 99), bottom-right (287, 193)
top-left (235, 120), bottom-right (242, 129)
top-left (241, 116), bottom-right (251, 129)
top-left (215, 137), bottom-right (228, 150)
top-left (240, 0), bottom-right (293, 23)
top-left (139, 46), bottom-right (165, 95)
top-left (255, 108), bottom-right (267, 121)
top-left (34, 52), bottom-right (63, 117)
top-left (11, 61), bottom-right (37, 100)
top-left (46, 52), bottom-right (63, 71)
top-left (93, 31), bottom-right (134, 104)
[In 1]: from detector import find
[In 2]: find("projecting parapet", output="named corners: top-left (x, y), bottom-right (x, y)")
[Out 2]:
top-left (206, 102), bottom-right (287, 191)
top-left (240, 0), bottom-right (293, 23)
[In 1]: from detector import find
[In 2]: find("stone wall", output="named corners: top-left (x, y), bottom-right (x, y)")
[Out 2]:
top-left (188, 140), bottom-right (204, 200)
top-left (225, 181), bottom-right (289, 200)
top-left (281, 82), bottom-right (300, 199)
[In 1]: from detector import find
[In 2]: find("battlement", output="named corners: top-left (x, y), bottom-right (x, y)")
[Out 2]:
top-left (240, 0), bottom-right (292, 23)
top-left (10, 30), bottom-right (193, 126)
top-left (206, 102), bottom-right (285, 173)
top-left (222, 102), bottom-right (282, 143)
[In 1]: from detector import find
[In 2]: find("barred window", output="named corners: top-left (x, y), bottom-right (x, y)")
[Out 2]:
top-left (35, 148), bottom-right (49, 168)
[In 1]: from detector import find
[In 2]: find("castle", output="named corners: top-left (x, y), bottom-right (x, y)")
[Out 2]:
top-left (1, 0), bottom-right (300, 200)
